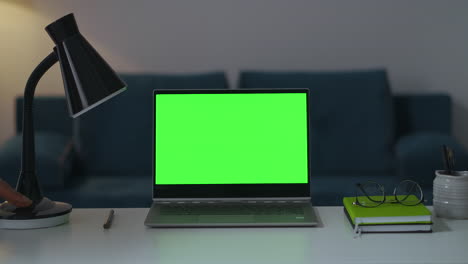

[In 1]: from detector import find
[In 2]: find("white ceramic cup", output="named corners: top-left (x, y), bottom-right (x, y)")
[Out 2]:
top-left (433, 170), bottom-right (468, 219)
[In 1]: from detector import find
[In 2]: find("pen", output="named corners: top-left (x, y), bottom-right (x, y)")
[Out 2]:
top-left (442, 145), bottom-right (455, 175)
top-left (103, 209), bottom-right (114, 229)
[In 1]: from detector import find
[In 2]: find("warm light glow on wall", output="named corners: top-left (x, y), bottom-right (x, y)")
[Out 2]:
top-left (0, 1), bottom-right (62, 145)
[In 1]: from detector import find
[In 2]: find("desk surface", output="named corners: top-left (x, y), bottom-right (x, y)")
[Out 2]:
top-left (1, 207), bottom-right (467, 264)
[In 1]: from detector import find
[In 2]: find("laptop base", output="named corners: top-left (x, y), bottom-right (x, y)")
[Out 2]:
top-left (144, 201), bottom-right (318, 227)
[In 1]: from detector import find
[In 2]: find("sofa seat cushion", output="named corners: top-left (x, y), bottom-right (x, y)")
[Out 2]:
top-left (312, 173), bottom-right (398, 206)
top-left (49, 173), bottom-right (431, 207)
top-left (239, 69), bottom-right (395, 174)
top-left (311, 173), bottom-right (432, 206)
top-left (77, 72), bottom-right (229, 176)
top-left (47, 175), bottom-right (152, 208)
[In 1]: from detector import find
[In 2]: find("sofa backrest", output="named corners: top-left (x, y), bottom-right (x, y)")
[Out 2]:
top-left (15, 72), bottom-right (452, 177)
top-left (76, 72), bottom-right (228, 176)
top-left (16, 97), bottom-right (72, 136)
top-left (239, 69), bottom-right (395, 174)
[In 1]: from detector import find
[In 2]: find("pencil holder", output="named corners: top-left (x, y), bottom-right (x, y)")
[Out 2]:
top-left (433, 170), bottom-right (468, 219)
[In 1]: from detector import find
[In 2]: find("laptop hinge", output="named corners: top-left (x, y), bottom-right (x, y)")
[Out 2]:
top-left (154, 197), bottom-right (311, 204)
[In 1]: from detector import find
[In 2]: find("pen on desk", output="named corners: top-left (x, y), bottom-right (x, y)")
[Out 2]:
top-left (103, 209), bottom-right (114, 229)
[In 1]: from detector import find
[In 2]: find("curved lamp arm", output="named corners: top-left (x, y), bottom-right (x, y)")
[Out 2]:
top-left (16, 51), bottom-right (59, 205)
top-left (0, 13), bottom-right (125, 230)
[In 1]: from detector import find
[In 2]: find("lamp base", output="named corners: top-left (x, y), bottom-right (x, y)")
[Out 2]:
top-left (0, 197), bottom-right (72, 229)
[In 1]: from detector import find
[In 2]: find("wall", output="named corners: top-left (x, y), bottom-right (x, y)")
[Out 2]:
top-left (1, 0), bottom-right (468, 147)
top-left (0, 1), bottom-right (62, 144)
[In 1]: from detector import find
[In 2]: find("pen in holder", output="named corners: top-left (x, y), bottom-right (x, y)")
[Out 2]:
top-left (433, 170), bottom-right (468, 219)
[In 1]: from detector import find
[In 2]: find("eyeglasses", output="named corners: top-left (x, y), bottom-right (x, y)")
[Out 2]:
top-left (353, 180), bottom-right (424, 208)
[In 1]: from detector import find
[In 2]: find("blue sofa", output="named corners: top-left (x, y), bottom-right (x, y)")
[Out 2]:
top-left (1, 69), bottom-right (467, 207)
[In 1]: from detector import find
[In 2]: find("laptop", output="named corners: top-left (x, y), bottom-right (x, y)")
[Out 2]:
top-left (144, 89), bottom-right (318, 227)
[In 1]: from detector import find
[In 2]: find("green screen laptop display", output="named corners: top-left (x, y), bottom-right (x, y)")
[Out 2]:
top-left (155, 92), bottom-right (308, 185)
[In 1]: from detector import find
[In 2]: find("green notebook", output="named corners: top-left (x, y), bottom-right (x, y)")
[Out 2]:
top-left (343, 209), bottom-right (432, 233)
top-left (343, 195), bottom-right (432, 225)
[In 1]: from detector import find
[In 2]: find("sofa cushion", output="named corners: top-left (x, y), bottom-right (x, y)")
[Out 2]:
top-left (0, 132), bottom-right (70, 189)
top-left (395, 132), bottom-right (468, 187)
top-left (47, 175), bottom-right (152, 208)
top-left (239, 69), bottom-right (395, 174)
top-left (77, 72), bottom-right (229, 175)
top-left (394, 94), bottom-right (452, 138)
top-left (310, 173), bottom-right (433, 206)
top-left (49, 173), bottom-right (431, 207)
top-left (16, 97), bottom-right (72, 137)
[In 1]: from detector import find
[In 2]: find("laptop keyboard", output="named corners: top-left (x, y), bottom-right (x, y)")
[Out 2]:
top-left (159, 203), bottom-right (305, 215)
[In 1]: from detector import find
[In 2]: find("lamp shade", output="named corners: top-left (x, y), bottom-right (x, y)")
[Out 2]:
top-left (45, 13), bottom-right (126, 118)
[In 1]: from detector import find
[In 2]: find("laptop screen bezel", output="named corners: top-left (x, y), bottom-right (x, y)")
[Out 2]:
top-left (153, 89), bottom-right (311, 198)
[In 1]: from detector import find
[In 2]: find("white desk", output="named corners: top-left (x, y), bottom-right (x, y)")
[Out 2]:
top-left (1, 207), bottom-right (467, 264)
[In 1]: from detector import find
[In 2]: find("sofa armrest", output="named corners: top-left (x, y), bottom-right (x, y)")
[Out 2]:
top-left (393, 94), bottom-right (451, 138)
top-left (0, 132), bottom-right (74, 190)
top-left (395, 132), bottom-right (468, 186)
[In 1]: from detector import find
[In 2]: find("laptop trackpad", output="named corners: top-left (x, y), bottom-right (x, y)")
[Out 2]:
top-left (198, 215), bottom-right (255, 223)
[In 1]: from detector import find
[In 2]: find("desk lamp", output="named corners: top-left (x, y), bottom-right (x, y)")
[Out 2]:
top-left (0, 13), bottom-right (126, 229)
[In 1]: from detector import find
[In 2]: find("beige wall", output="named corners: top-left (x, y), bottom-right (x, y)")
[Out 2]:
top-left (1, 0), bottom-right (468, 147)
top-left (0, 1), bottom-right (63, 144)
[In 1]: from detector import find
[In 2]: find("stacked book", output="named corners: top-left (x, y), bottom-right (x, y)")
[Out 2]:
top-left (343, 195), bottom-right (432, 234)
